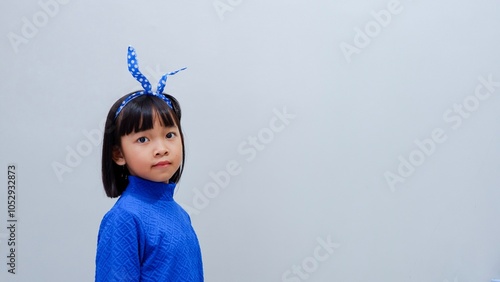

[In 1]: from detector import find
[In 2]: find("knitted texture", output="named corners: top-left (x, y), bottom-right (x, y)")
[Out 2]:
top-left (96, 176), bottom-right (203, 281)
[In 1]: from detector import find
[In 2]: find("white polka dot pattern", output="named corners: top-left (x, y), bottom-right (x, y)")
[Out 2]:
top-left (114, 46), bottom-right (187, 119)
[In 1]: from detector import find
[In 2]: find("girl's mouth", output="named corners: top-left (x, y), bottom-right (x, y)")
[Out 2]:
top-left (153, 161), bottom-right (171, 167)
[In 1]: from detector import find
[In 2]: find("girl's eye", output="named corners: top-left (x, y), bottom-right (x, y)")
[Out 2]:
top-left (166, 132), bottom-right (176, 139)
top-left (137, 137), bottom-right (149, 143)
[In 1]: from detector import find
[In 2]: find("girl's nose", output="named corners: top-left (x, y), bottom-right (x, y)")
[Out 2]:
top-left (154, 140), bottom-right (169, 156)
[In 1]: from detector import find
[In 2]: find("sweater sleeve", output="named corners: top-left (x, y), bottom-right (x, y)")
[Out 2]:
top-left (95, 208), bottom-right (142, 282)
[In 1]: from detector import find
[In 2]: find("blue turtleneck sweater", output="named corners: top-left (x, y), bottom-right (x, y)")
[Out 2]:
top-left (95, 176), bottom-right (203, 281)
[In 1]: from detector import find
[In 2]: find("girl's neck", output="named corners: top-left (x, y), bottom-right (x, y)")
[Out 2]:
top-left (125, 175), bottom-right (176, 201)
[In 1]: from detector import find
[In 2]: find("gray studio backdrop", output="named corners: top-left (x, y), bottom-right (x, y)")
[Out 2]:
top-left (1, 0), bottom-right (500, 281)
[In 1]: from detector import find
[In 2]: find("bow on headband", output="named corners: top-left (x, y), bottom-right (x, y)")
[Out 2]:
top-left (114, 46), bottom-right (186, 119)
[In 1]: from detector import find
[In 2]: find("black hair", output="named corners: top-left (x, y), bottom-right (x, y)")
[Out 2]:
top-left (101, 92), bottom-right (185, 198)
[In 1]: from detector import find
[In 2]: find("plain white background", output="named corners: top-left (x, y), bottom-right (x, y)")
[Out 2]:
top-left (1, 0), bottom-right (500, 281)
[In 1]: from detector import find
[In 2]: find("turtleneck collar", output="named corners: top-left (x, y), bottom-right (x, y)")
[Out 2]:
top-left (124, 176), bottom-right (176, 201)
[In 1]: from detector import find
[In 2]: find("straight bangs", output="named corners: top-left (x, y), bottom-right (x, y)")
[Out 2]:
top-left (116, 95), bottom-right (178, 137)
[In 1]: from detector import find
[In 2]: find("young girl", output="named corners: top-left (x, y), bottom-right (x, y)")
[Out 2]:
top-left (95, 46), bottom-right (203, 281)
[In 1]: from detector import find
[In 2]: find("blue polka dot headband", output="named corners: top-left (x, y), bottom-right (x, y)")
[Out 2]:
top-left (114, 46), bottom-right (186, 119)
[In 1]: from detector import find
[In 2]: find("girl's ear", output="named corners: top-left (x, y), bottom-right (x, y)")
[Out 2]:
top-left (112, 146), bottom-right (126, 165)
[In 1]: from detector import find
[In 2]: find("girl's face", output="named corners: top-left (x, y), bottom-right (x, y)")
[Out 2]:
top-left (113, 116), bottom-right (183, 183)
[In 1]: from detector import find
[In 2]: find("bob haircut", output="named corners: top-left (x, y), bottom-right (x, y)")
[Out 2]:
top-left (101, 92), bottom-right (185, 198)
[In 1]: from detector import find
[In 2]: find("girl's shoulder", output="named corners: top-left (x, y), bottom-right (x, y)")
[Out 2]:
top-left (98, 200), bottom-right (144, 237)
top-left (104, 195), bottom-right (142, 220)
top-left (100, 193), bottom-right (145, 226)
